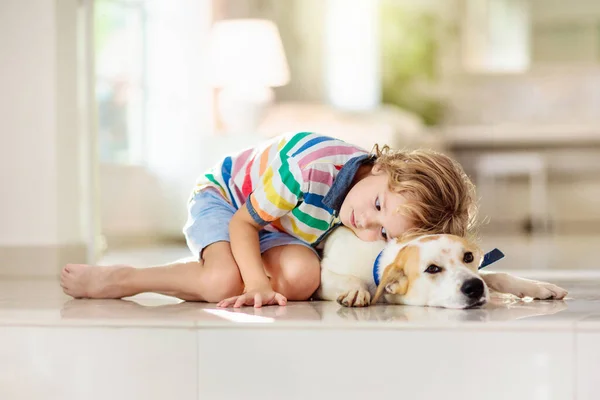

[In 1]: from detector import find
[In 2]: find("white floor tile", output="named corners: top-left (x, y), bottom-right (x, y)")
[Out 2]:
top-left (0, 241), bottom-right (598, 400)
top-left (197, 329), bottom-right (574, 400)
top-left (0, 327), bottom-right (197, 400)
top-left (576, 331), bottom-right (600, 400)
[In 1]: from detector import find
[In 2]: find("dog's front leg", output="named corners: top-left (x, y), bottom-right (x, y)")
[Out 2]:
top-left (315, 268), bottom-right (372, 307)
top-left (480, 271), bottom-right (568, 300)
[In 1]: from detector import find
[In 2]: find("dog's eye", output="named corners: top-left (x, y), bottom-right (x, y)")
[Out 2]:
top-left (425, 264), bottom-right (443, 274)
top-left (463, 252), bottom-right (474, 263)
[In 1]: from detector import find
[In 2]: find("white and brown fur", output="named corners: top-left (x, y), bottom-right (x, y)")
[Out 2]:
top-left (316, 227), bottom-right (568, 309)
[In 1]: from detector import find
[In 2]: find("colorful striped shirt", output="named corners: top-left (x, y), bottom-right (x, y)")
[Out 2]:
top-left (194, 132), bottom-right (371, 246)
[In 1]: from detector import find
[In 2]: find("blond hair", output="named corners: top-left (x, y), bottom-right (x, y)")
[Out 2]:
top-left (372, 145), bottom-right (478, 239)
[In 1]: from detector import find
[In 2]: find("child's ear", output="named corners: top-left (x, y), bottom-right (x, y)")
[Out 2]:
top-left (371, 163), bottom-right (384, 175)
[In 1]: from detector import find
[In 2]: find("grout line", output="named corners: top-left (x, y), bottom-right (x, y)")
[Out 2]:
top-left (195, 327), bottom-right (200, 400)
top-left (573, 327), bottom-right (578, 400)
top-left (0, 321), bottom-right (580, 332)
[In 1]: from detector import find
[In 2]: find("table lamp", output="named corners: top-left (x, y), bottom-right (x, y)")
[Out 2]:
top-left (209, 19), bottom-right (290, 134)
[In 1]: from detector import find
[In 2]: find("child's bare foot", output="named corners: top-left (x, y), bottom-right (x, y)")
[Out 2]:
top-left (61, 264), bottom-right (133, 299)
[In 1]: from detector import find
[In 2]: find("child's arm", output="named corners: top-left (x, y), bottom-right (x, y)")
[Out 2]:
top-left (216, 206), bottom-right (287, 308)
top-left (217, 134), bottom-right (310, 307)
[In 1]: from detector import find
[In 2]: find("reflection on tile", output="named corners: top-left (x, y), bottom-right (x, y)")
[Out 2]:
top-left (50, 294), bottom-right (576, 328)
top-left (205, 298), bottom-right (574, 327)
top-left (0, 278), bottom-right (596, 328)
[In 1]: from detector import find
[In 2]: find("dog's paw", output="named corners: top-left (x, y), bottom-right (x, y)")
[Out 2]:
top-left (520, 281), bottom-right (568, 300)
top-left (337, 288), bottom-right (371, 307)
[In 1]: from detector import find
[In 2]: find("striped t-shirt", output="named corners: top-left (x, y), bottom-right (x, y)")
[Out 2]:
top-left (194, 132), bottom-right (370, 246)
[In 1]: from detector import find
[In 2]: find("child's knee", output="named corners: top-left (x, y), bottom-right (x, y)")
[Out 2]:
top-left (271, 246), bottom-right (320, 301)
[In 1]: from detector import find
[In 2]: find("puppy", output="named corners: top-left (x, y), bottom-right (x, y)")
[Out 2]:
top-left (315, 226), bottom-right (568, 309)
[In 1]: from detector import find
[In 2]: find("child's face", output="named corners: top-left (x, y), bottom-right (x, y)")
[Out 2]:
top-left (339, 165), bottom-right (413, 242)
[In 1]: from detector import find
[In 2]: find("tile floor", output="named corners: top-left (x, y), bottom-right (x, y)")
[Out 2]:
top-left (1, 236), bottom-right (599, 400)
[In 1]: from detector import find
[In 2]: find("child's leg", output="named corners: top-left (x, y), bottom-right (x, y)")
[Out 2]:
top-left (60, 241), bottom-right (244, 301)
top-left (262, 244), bottom-right (321, 301)
top-left (61, 242), bottom-right (321, 302)
top-left (61, 187), bottom-right (247, 301)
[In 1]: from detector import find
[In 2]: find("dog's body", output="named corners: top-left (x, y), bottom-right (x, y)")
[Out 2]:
top-left (316, 226), bottom-right (568, 308)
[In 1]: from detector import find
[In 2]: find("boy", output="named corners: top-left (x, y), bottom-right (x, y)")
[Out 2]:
top-left (61, 132), bottom-right (477, 308)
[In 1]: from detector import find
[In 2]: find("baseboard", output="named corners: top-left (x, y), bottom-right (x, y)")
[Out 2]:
top-left (102, 234), bottom-right (186, 250)
top-left (0, 243), bottom-right (87, 277)
top-left (479, 219), bottom-right (600, 235)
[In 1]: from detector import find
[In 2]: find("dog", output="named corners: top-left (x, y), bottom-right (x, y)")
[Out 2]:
top-left (315, 226), bottom-right (568, 309)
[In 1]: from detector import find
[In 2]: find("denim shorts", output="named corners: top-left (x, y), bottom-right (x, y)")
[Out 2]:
top-left (183, 188), bottom-right (316, 259)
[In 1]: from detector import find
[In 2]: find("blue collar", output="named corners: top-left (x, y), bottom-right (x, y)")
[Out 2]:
top-left (322, 154), bottom-right (375, 215)
top-left (373, 248), bottom-right (505, 286)
top-left (373, 250), bottom-right (385, 286)
top-left (479, 248), bottom-right (505, 269)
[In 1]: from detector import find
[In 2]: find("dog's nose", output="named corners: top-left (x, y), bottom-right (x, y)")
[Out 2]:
top-left (461, 278), bottom-right (484, 299)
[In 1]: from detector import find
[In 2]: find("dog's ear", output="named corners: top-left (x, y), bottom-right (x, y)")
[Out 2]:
top-left (371, 245), bottom-right (419, 304)
top-left (371, 247), bottom-right (413, 304)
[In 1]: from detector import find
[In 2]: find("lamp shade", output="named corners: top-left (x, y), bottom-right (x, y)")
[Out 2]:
top-left (209, 19), bottom-right (290, 88)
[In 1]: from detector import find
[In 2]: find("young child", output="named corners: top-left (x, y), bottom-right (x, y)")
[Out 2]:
top-left (61, 131), bottom-right (477, 308)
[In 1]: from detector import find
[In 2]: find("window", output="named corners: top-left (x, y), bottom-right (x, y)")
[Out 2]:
top-left (462, 0), bottom-right (530, 73)
top-left (95, 0), bottom-right (146, 164)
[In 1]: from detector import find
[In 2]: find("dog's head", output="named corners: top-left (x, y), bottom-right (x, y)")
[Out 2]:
top-left (372, 235), bottom-right (488, 309)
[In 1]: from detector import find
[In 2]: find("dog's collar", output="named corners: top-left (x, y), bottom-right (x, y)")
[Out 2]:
top-left (372, 248), bottom-right (505, 286)
top-left (480, 248), bottom-right (505, 269)
top-left (373, 251), bottom-right (385, 286)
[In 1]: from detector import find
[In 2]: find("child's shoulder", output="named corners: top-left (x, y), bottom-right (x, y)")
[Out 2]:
top-left (270, 132), bottom-right (368, 173)
top-left (273, 131), bottom-right (367, 155)
top-left (275, 131), bottom-right (339, 144)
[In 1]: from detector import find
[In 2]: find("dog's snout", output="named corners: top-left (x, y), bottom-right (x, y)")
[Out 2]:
top-left (461, 278), bottom-right (484, 299)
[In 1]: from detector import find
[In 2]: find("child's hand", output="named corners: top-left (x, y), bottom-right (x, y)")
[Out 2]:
top-left (217, 286), bottom-right (287, 308)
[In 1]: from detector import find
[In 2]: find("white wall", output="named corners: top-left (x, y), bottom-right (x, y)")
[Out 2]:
top-left (0, 0), bottom-right (59, 245)
top-left (56, 0), bottom-right (86, 246)
top-left (0, 0), bottom-right (84, 246)
top-left (0, 0), bottom-right (88, 274)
